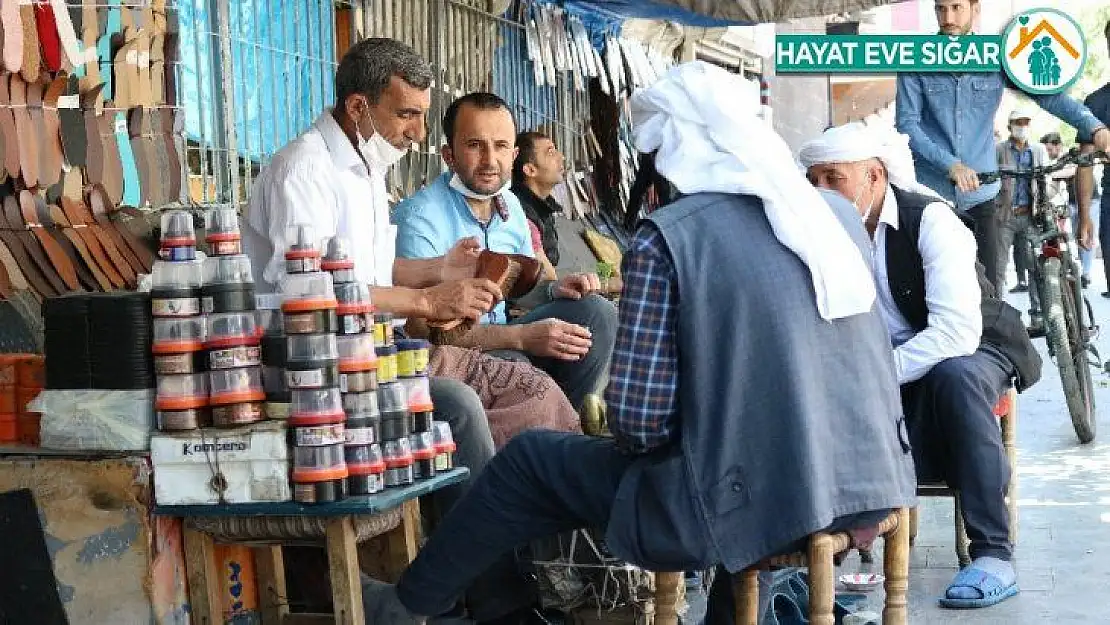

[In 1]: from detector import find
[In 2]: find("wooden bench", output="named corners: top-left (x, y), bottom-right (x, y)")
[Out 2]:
top-left (155, 468), bottom-right (469, 625)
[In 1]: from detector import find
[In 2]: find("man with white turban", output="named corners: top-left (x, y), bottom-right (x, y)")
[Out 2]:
top-left (361, 61), bottom-right (916, 625)
top-left (799, 122), bottom-right (1042, 610)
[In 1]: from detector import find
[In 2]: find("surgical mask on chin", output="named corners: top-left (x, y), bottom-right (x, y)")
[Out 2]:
top-left (355, 115), bottom-right (407, 170)
top-left (851, 180), bottom-right (876, 224)
top-left (449, 173), bottom-right (511, 201)
top-left (1011, 127), bottom-right (1028, 142)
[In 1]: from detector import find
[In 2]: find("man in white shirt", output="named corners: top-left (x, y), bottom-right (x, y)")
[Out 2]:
top-left (800, 122), bottom-right (1041, 610)
top-left (245, 39), bottom-right (597, 624)
top-left (242, 33), bottom-right (508, 594)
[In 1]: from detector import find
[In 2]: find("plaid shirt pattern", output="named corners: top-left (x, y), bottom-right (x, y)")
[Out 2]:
top-left (605, 222), bottom-right (680, 454)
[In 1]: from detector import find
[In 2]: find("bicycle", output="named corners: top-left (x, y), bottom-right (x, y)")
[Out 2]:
top-left (978, 148), bottom-right (1110, 443)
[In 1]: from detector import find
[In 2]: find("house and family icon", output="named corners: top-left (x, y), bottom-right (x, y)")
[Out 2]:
top-left (1002, 8), bottom-right (1087, 95)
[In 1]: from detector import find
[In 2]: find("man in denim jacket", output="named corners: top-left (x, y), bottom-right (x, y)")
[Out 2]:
top-left (1081, 20), bottom-right (1110, 296)
top-left (896, 0), bottom-right (1110, 292)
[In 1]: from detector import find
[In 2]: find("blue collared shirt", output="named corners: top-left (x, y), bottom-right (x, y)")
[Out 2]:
top-left (1009, 142), bottom-right (1033, 207)
top-left (896, 71), bottom-right (1104, 210)
top-left (392, 173), bottom-right (535, 325)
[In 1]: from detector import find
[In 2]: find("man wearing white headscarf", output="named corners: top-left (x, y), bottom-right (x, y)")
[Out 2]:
top-left (800, 121), bottom-right (1042, 610)
top-left (360, 61), bottom-right (916, 625)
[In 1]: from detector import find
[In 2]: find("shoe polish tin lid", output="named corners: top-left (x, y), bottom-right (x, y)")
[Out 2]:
top-left (285, 224), bottom-right (323, 274)
top-left (160, 210), bottom-right (196, 247)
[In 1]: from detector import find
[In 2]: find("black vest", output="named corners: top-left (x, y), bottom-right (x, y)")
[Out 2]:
top-left (511, 184), bottom-right (561, 266)
top-left (885, 186), bottom-right (1043, 391)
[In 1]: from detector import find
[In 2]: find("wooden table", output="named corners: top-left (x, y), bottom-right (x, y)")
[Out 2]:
top-left (155, 468), bottom-right (468, 625)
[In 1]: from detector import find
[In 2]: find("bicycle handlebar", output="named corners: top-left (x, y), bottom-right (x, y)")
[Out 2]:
top-left (976, 148), bottom-right (1110, 184)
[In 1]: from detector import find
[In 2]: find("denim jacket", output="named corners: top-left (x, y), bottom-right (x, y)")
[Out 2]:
top-left (896, 72), bottom-right (1105, 210)
top-left (1085, 83), bottom-right (1110, 194)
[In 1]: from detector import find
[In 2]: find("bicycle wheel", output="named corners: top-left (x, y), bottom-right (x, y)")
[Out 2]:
top-left (1041, 256), bottom-right (1097, 443)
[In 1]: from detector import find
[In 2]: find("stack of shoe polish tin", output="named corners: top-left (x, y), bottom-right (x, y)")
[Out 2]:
top-left (323, 238), bottom-right (385, 496)
top-left (201, 208), bottom-right (264, 427)
top-left (371, 311), bottom-right (415, 489)
top-left (282, 226), bottom-right (348, 504)
top-left (152, 211), bottom-right (209, 431)
top-left (397, 339), bottom-right (437, 480)
top-left (257, 293), bottom-right (290, 421)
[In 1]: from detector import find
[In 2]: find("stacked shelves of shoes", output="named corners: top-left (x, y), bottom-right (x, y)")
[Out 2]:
top-left (0, 3), bottom-right (197, 623)
top-left (0, 0), bottom-right (177, 321)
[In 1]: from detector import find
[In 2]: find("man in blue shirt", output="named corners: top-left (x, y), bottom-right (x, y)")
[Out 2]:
top-left (896, 0), bottom-right (1110, 292)
top-left (1082, 20), bottom-right (1110, 296)
top-left (394, 92), bottom-right (617, 412)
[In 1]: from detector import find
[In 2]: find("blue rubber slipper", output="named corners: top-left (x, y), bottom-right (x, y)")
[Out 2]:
top-left (938, 565), bottom-right (1019, 609)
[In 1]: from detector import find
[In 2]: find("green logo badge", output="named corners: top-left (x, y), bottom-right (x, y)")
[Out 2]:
top-left (1000, 8), bottom-right (1086, 95)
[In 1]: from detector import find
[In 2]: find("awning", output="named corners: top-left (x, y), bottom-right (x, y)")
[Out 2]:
top-left (563, 0), bottom-right (907, 26)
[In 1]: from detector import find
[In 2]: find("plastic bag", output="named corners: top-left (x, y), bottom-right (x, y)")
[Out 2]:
top-left (29, 389), bottom-right (154, 451)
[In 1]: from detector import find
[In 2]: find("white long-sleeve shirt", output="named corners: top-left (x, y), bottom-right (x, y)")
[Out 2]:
top-left (869, 185), bottom-right (982, 384)
top-left (242, 110), bottom-right (396, 291)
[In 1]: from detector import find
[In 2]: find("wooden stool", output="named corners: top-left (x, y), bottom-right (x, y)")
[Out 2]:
top-left (158, 468), bottom-right (468, 625)
top-left (732, 508), bottom-right (910, 625)
top-left (909, 388), bottom-right (1017, 567)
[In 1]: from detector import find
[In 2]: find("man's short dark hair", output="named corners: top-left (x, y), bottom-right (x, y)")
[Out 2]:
top-left (442, 92), bottom-right (514, 145)
top-left (512, 131), bottom-right (550, 185)
top-left (335, 38), bottom-right (433, 106)
top-left (1040, 132), bottom-right (1062, 145)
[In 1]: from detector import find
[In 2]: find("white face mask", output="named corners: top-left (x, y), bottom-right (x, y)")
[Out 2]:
top-left (449, 173), bottom-right (511, 201)
top-left (1011, 126), bottom-right (1028, 142)
top-left (852, 170), bottom-right (877, 224)
top-left (355, 113), bottom-right (407, 170)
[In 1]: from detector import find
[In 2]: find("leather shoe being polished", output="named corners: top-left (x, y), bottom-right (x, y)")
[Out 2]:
top-left (427, 250), bottom-right (542, 346)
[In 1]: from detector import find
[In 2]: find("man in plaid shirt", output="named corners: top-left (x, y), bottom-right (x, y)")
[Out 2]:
top-left (363, 62), bottom-right (915, 625)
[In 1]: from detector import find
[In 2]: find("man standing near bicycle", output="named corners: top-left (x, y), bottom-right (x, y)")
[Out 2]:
top-left (995, 109), bottom-right (1049, 298)
top-left (800, 121), bottom-right (1042, 610)
top-left (896, 0), bottom-right (1110, 293)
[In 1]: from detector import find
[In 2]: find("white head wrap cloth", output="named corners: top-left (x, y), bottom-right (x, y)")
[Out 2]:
top-left (630, 61), bottom-right (876, 322)
top-left (797, 121), bottom-right (947, 202)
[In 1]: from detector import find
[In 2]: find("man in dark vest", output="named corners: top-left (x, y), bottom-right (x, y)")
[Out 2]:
top-left (362, 62), bottom-right (916, 625)
top-left (511, 131), bottom-right (563, 270)
top-left (800, 121), bottom-right (1042, 610)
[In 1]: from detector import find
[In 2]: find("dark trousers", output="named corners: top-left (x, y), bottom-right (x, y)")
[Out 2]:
top-left (1100, 193), bottom-right (1110, 290)
top-left (702, 509), bottom-right (893, 625)
top-left (968, 197), bottom-right (1002, 292)
top-left (1012, 218), bottom-right (1030, 283)
top-left (397, 430), bottom-right (634, 618)
top-left (902, 346), bottom-right (1014, 561)
top-left (492, 294), bottom-right (617, 410)
top-left (427, 377), bottom-right (495, 513)
top-left (429, 378), bottom-right (535, 621)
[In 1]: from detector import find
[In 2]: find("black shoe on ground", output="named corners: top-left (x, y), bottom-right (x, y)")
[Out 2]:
top-left (1082, 276), bottom-right (1091, 289)
top-left (1102, 291), bottom-right (1110, 299)
top-left (1027, 325), bottom-right (1047, 339)
top-left (1010, 282), bottom-right (1029, 293)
